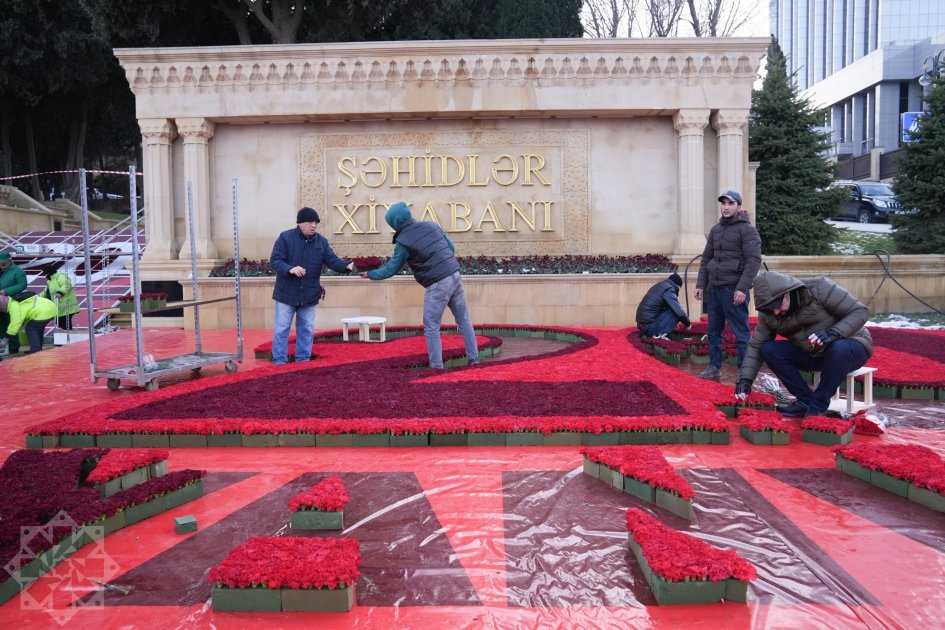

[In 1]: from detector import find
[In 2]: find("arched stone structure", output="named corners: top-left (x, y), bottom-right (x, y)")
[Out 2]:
top-left (115, 38), bottom-right (767, 281)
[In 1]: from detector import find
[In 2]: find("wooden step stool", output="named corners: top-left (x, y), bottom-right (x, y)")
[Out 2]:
top-left (817, 366), bottom-right (877, 415)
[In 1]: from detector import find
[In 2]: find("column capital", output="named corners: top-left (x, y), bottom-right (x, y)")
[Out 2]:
top-left (139, 118), bottom-right (177, 142)
top-left (176, 117), bottom-right (216, 140)
top-left (673, 109), bottom-right (710, 135)
top-left (712, 109), bottom-right (749, 133)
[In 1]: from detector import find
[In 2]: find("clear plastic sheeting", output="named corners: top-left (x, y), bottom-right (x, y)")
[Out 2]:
top-left (1, 328), bottom-right (944, 629)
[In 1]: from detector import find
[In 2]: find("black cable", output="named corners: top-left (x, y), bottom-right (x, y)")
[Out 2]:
top-left (865, 249), bottom-right (945, 316)
top-left (681, 254), bottom-right (702, 316)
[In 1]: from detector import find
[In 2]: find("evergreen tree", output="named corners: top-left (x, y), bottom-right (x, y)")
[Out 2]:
top-left (749, 39), bottom-right (845, 255)
top-left (891, 74), bottom-right (945, 254)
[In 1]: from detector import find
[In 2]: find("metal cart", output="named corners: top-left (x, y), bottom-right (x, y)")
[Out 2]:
top-left (85, 168), bottom-right (244, 391)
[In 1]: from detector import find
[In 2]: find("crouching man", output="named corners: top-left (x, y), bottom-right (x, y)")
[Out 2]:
top-left (734, 271), bottom-right (873, 417)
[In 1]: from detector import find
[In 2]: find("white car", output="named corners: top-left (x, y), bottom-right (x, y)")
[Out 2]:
top-left (91, 188), bottom-right (124, 201)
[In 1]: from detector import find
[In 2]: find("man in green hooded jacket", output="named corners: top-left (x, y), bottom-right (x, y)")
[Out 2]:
top-left (0, 251), bottom-right (27, 353)
top-left (43, 264), bottom-right (80, 330)
top-left (733, 271), bottom-right (873, 417)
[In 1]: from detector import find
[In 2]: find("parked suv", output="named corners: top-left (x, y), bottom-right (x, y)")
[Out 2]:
top-left (830, 180), bottom-right (901, 223)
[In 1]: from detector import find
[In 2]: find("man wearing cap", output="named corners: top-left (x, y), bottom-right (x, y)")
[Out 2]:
top-left (0, 293), bottom-right (57, 353)
top-left (269, 207), bottom-right (354, 365)
top-left (694, 190), bottom-right (762, 379)
top-left (635, 272), bottom-right (691, 339)
top-left (734, 271), bottom-right (872, 417)
top-left (0, 251), bottom-right (28, 354)
top-left (43, 264), bottom-right (80, 330)
top-left (359, 202), bottom-right (479, 370)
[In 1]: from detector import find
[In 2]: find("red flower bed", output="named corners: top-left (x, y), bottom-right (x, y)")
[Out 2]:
top-left (582, 446), bottom-right (695, 499)
top-left (832, 444), bottom-right (945, 492)
top-left (801, 417), bottom-right (854, 434)
top-left (739, 411), bottom-right (790, 433)
top-left (86, 449), bottom-right (169, 484)
top-left (208, 536), bottom-right (361, 590)
top-left (625, 508), bottom-right (756, 582)
top-left (288, 476), bottom-right (349, 512)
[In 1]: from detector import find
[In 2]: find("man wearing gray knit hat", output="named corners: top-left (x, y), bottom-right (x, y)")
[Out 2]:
top-left (268, 207), bottom-right (354, 365)
top-left (635, 272), bottom-right (691, 339)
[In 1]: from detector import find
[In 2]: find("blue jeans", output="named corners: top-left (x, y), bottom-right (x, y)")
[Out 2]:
top-left (271, 301), bottom-right (317, 365)
top-left (640, 309), bottom-right (680, 337)
top-left (423, 271), bottom-right (478, 369)
top-left (761, 338), bottom-right (869, 414)
top-left (706, 284), bottom-right (750, 369)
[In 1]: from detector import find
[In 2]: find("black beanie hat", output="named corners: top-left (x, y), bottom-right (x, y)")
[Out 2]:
top-left (296, 207), bottom-right (320, 224)
top-left (669, 272), bottom-right (683, 287)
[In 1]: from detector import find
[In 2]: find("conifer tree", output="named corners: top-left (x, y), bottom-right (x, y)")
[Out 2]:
top-left (891, 73), bottom-right (945, 254)
top-left (749, 39), bottom-right (845, 255)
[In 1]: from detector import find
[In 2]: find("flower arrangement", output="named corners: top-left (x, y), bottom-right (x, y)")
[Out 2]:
top-left (288, 476), bottom-right (349, 512)
top-left (350, 256), bottom-right (383, 272)
top-left (117, 295), bottom-right (135, 303)
top-left (626, 507), bottom-right (755, 604)
top-left (832, 444), bottom-right (945, 492)
top-left (208, 536), bottom-right (361, 590)
top-left (739, 411), bottom-right (789, 433)
top-left (86, 448), bottom-right (169, 484)
top-left (583, 446), bottom-right (694, 499)
top-left (801, 416), bottom-right (854, 434)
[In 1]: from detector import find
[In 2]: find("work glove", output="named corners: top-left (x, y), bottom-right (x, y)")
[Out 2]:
top-left (681, 316), bottom-right (691, 329)
top-left (808, 328), bottom-right (840, 350)
top-left (734, 378), bottom-right (752, 401)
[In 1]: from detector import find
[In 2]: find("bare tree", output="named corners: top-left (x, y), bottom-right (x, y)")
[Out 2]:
top-left (582, 0), bottom-right (762, 38)
top-left (644, 0), bottom-right (685, 37)
top-left (685, 0), bottom-right (758, 37)
top-left (583, 0), bottom-right (642, 37)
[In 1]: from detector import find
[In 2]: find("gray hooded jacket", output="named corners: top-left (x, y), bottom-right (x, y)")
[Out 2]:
top-left (738, 271), bottom-right (873, 383)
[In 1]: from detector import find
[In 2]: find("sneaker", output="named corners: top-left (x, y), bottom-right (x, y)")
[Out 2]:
top-left (649, 333), bottom-right (670, 340)
top-left (697, 365), bottom-right (721, 379)
top-left (776, 400), bottom-right (809, 417)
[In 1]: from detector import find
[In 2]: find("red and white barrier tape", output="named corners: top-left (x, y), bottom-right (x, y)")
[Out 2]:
top-left (0, 168), bottom-right (142, 182)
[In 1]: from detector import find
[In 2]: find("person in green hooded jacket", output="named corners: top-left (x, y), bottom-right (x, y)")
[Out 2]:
top-left (0, 251), bottom-right (27, 353)
top-left (733, 271), bottom-right (873, 417)
top-left (43, 264), bottom-right (80, 330)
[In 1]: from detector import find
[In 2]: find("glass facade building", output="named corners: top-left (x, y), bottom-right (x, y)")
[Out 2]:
top-left (771, 0), bottom-right (945, 161)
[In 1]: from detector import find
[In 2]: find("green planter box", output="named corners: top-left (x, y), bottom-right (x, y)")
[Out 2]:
top-left (390, 433), bottom-right (429, 447)
top-left (102, 511), bottom-right (126, 535)
top-left (120, 467), bottom-right (150, 490)
top-left (711, 430), bottom-right (731, 445)
top-left (207, 433), bottom-right (242, 447)
top-left (618, 431), bottom-right (662, 445)
top-left (872, 384), bottom-right (900, 399)
top-left (290, 510), bottom-right (344, 530)
top-left (506, 432), bottom-right (544, 446)
top-left (468, 432), bottom-right (506, 446)
top-left (724, 578), bottom-right (750, 603)
top-left (543, 432), bottom-right (581, 445)
top-left (352, 433), bottom-right (390, 447)
top-left (582, 458), bottom-right (601, 479)
top-left (150, 459), bottom-right (168, 478)
top-left (169, 434), bottom-right (209, 448)
top-left (0, 575), bottom-right (22, 605)
top-left (688, 354), bottom-right (710, 364)
top-left (124, 498), bottom-right (164, 526)
top-left (907, 485), bottom-right (945, 513)
top-left (657, 430), bottom-right (691, 444)
top-left (132, 434), bottom-right (170, 448)
top-left (42, 435), bottom-right (60, 448)
top-left (835, 456), bottom-right (871, 483)
top-left (430, 433), bottom-right (467, 446)
top-left (608, 468), bottom-right (625, 490)
top-left (900, 387), bottom-right (936, 400)
top-left (739, 427), bottom-right (790, 445)
top-left (174, 515), bottom-right (198, 534)
top-left (633, 550), bottom-right (726, 605)
top-left (60, 433), bottom-right (96, 448)
top-left (624, 476), bottom-right (656, 503)
top-left (211, 586), bottom-right (282, 612)
top-left (97, 477), bottom-right (123, 499)
top-left (165, 480), bottom-right (204, 510)
top-left (691, 430), bottom-right (715, 445)
top-left (279, 433), bottom-right (317, 447)
top-left (802, 428), bottom-right (852, 446)
top-left (580, 432), bottom-right (619, 445)
top-left (119, 302), bottom-right (135, 313)
top-left (655, 488), bottom-right (693, 520)
top-left (93, 433), bottom-right (132, 448)
top-left (870, 470), bottom-right (909, 498)
top-left (282, 585), bottom-right (355, 612)
top-left (716, 405), bottom-right (738, 419)
top-left (315, 433), bottom-right (356, 447)
top-left (242, 434), bottom-right (279, 447)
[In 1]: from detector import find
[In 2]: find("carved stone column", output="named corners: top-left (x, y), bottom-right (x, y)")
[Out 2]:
top-left (713, 109), bottom-right (748, 197)
top-left (139, 119), bottom-right (178, 261)
top-left (674, 109), bottom-right (710, 255)
top-left (176, 117), bottom-right (217, 259)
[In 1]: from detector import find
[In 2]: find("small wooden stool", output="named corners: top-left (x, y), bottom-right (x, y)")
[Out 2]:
top-left (815, 366), bottom-right (877, 414)
top-left (340, 316), bottom-right (387, 342)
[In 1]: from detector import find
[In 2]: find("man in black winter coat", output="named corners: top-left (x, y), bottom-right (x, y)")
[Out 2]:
top-left (635, 273), bottom-right (691, 338)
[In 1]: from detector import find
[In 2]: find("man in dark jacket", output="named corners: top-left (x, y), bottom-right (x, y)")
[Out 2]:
top-left (694, 190), bottom-right (762, 379)
top-left (635, 272), bottom-right (691, 338)
top-left (0, 251), bottom-right (28, 354)
top-left (270, 207), bottom-right (353, 365)
top-left (734, 271), bottom-right (873, 417)
top-left (360, 202), bottom-right (479, 369)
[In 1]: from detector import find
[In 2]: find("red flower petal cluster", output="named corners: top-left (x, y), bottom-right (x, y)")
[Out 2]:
top-left (738, 409), bottom-right (790, 433)
top-left (288, 476), bottom-right (349, 512)
top-left (625, 508), bottom-right (756, 583)
top-left (801, 416), bottom-right (854, 434)
top-left (86, 448), bottom-right (169, 484)
top-left (208, 536), bottom-right (361, 590)
top-left (582, 446), bottom-right (695, 499)
top-left (833, 443), bottom-right (945, 492)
